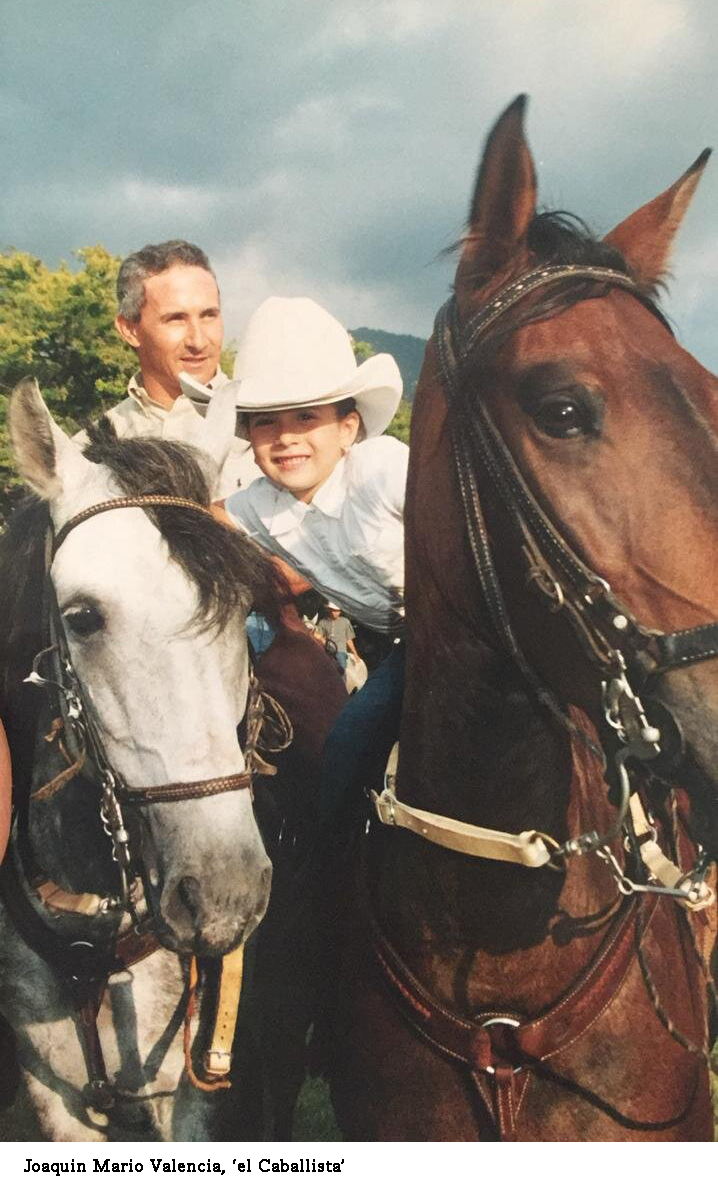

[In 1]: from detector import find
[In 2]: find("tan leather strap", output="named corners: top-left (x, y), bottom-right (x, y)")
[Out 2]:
top-left (372, 788), bottom-right (554, 867)
top-left (629, 794), bottom-right (715, 912)
top-left (30, 718), bottom-right (86, 801)
top-left (34, 879), bottom-right (108, 917)
top-left (183, 945), bottom-right (245, 1093)
top-left (204, 944), bottom-right (245, 1080)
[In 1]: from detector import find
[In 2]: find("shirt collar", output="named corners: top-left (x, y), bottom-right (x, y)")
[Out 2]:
top-left (311, 454), bottom-right (347, 518)
top-left (126, 369), bottom-right (228, 417)
top-left (258, 455), bottom-right (348, 537)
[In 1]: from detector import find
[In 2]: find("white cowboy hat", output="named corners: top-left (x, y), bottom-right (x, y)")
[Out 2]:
top-left (179, 296), bottom-right (402, 439)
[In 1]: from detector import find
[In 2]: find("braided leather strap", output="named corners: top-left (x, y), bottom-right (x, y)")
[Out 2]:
top-left (53, 496), bottom-right (211, 554)
top-left (118, 770), bottom-right (254, 806)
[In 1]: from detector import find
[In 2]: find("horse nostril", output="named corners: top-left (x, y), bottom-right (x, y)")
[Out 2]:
top-left (177, 875), bottom-right (203, 918)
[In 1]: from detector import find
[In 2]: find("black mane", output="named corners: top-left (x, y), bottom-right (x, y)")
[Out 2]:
top-left (527, 210), bottom-right (637, 279)
top-left (0, 418), bottom-right (284, 718)
top-left (456, 209), bottom-right (670, 359)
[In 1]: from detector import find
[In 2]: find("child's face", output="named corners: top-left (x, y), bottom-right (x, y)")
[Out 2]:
top-left (248, 405), bottom-right (360, 503)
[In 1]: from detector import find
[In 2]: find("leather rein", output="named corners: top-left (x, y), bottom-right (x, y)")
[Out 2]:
top-left (376, 264), bottom-right (718, 874)
top-left (367, 264), bottom-right (717, 1139)
top-left (4, 493), bottom-right (290, 1111)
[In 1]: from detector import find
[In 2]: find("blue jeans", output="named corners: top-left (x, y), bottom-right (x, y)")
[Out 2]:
top-left (246, 612), bottom-right (276, 658)
top-left (317, 641), bottom-right (405, 832)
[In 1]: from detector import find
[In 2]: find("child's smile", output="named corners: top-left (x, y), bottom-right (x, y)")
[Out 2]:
top-left (248, 405), bottom-right (359, 503)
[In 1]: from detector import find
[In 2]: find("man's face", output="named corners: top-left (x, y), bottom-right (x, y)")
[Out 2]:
top-left (116, 264), bottom-right (223, 404)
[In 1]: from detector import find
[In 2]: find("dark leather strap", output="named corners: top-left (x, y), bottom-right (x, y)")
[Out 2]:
top-left (649, 622), bottom-right (718, 675)
top-left (53, 495), bottom-right (211, 554)
top-left (370, 896), bottom-right (651, 1139)
top-left (119, 770), bottom-right (253, 806)
top-left (435, 271), bottom-right (718, 691)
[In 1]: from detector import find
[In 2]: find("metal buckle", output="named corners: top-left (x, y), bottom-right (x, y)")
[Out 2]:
top-left (479, 1015), bottom-right (522, 1074)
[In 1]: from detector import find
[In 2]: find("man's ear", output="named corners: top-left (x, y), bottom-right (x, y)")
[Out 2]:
top-left (115, 313), bottom-right (141, 350)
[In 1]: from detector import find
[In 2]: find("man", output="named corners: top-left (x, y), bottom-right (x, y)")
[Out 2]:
top-left (315, 603), bottom-right (361, 674)
top-left (78, 239), bottom-right (260, 495)
top-left (102, 242), bottom-right (346, 762)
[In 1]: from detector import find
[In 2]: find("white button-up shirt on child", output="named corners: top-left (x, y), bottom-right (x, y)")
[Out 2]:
top-left (225, 435), bottom-right (409, 634)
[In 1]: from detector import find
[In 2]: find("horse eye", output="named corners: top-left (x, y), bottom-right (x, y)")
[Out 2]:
top-left (531, 395), bottom-right (594, 439)
top-left (63, 606), bottom-right (105, 638)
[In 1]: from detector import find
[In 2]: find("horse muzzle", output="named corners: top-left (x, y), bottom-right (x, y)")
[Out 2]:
top-left (153, 858), bottom-right (273, 956)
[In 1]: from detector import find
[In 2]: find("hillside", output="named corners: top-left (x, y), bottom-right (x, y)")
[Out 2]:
top-left (350, 327), bottom-right (427, 401)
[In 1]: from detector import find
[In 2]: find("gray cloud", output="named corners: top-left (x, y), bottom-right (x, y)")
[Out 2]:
top-left (2, 0), bottom-right (716, 369)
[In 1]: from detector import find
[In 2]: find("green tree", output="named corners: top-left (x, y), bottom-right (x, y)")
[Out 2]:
top-left (0, 246), bottom-right (134, 520)
top-left (352, 336), bottom-right (412, 445)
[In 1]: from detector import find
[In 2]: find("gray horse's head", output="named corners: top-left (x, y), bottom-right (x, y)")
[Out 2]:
top-left (8, 378), bottom-right (278, 954)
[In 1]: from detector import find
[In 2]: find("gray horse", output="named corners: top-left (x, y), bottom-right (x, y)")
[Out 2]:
top-left (0, 380), bottom-right (279, 1139)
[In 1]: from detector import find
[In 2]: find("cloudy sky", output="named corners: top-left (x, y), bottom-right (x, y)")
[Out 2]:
top-left (2, 0), bottom-right (717, 368)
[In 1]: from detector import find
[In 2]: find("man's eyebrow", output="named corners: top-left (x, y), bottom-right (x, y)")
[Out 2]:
top-left (158, 305), bottom-right (220, 321)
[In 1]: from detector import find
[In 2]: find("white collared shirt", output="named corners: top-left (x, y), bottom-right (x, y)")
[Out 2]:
top-left (225, 436), bottom-right (409, 632)
top-left (75, 370), bottom-right (261, 499)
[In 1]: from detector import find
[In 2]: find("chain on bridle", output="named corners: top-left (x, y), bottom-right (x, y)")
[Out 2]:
top-left (366, 266), bottom-right (717, 1132)
top-left (24, 495), bottom-right (291, 916)
top-left (434, 262), bottom-right (718, 864)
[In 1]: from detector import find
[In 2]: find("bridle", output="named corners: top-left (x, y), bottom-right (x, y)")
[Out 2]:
top-left (436, 264), bottom-right (718, 851)
top-left (2, 492), bottom-right (290, 1112)
top-left (366, 264), bottom-right (718, 1138)
top-left (24, 494), bottom-right (279, 916)
top-left (376, 263), bottom-right (718, 877)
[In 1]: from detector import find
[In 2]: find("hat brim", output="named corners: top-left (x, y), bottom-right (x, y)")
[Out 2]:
top-left (179, 353), bottom-right (403, 440)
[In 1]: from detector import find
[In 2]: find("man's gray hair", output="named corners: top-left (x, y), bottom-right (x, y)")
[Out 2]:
top-left (117, 240), bottom-right (218, 322)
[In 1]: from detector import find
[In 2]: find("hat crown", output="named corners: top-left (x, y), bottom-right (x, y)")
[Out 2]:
top-left (233, 297), bottom-right (357, 398)
top-left (180, 294), bottom-right (402, 439)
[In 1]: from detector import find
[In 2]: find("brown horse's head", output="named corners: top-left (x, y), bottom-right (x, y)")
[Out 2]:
top-left (418, 96), bottom-right (718, 850)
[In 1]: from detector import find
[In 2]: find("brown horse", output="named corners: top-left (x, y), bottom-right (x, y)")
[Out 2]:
top-left (328, 97), bottom-right (718, 1141)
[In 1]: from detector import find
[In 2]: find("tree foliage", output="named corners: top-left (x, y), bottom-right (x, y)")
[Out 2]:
top-left (0, 246), bottom-right (134, 519)
top-left (352, 337), bottom-right (412, 445)
top-left (0, 251), bottom-right (414, 523)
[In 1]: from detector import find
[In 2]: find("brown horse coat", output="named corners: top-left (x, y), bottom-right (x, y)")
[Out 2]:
top-left (328, 97), bottom-right (717, 1142)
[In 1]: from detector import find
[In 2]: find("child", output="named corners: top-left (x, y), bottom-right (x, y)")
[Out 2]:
top-left (181, 296), bottom-right (407, 829)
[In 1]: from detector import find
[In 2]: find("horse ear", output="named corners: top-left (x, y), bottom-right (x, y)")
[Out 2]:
top-left (604, 149), bottom-right (711, 287)
top-left (456, 94), bottom-right (537, 295)
top-left (9, 377), bottom-right (96, 499)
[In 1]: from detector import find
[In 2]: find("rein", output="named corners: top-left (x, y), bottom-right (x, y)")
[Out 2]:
top-left (7, 492), bottom-right (291, 1112)
top-left (375, 264), bottom-right (718, 881)
top-left (435, 267), bottom-right (718, 774)
top-left (368, 263), bottom-right (717, 1139)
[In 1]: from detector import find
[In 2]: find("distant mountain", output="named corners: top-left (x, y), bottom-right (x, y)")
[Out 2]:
top-left (350, 327), bottom-right (427, 402)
